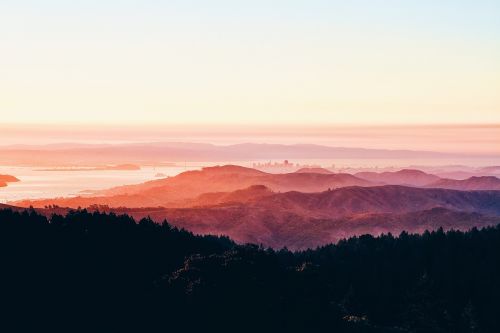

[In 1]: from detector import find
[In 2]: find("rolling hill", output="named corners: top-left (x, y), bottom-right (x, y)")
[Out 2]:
top-left (10, 166), bottom-right (500, 249)
top-left (354, 169), bottom-right (440, 186)
top-left (426, 176), bottom-right (500, 191)
top-left (294, 167), bottom-right (333, 174)
top-left (13, 165), bottom-right (372, 208)
top-left (101, 185), bottom-right (500, 249)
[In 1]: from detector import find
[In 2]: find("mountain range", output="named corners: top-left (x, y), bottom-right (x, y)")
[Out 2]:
top-left (13, 165), bottom-right (372, 208)
top-left (90, 184), bottom-right (499, 249)
top-left (0, 142), bottom-right (484, 166)
top-left (11, 165), bottom-right (500, 249)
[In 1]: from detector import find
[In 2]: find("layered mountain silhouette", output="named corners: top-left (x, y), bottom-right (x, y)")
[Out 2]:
top-left (0, 142), bottom-right (470, 166)
top-left (13, 165), bottom-right (372, 208)
top-left (11, 166), bottom-right (500, 249)
top-left (19, 184), bottom-right (500, 249)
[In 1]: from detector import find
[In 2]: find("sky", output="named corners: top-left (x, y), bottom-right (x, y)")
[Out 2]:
top-left (1, 0), bottom-right (499, 127)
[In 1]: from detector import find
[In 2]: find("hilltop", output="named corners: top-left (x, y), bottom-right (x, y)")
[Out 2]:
top-left (13, 165), bottom-right (371, 208)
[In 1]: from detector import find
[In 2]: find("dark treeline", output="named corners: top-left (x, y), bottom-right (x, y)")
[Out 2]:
top-left (1, 209), bottom-right (499, 332)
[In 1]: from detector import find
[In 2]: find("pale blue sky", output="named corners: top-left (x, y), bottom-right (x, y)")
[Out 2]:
top-left (1, 1), bottom-right (499, 125)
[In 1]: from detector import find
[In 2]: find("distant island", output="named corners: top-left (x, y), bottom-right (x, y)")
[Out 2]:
top-left (0, 174), bottom-right (20, 187)
top-left (36, 164), bottom-right (141, 171)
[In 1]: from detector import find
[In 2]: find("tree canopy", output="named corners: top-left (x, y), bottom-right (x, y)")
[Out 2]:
top-left (1, 208), bottom-right (499, 332)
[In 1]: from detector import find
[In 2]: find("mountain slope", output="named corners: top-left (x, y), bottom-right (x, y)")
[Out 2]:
top-left (354, 169), bottom-right (440, 186)
top-left (114, 205), bottom-right (500, 249)
top-left (254, 185), bottom-right (500, 217)
top-left (13, 165), bottom-right (372, 208)
top-left (9, 185), bottom-right (500, 249)
top-left (179, 184), bottom-right (274, 207)
top-left (294, 167), bottom-right (333, 174)
top-left (427, 176), bottom-right (500, 190)
top-left (107, 185), bottom-right (500, 249)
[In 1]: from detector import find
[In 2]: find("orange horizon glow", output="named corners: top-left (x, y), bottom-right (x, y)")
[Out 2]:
top-left (1, 2), bottom-right (499, 157)
top-left (0, 123), bottom-right (499, 155)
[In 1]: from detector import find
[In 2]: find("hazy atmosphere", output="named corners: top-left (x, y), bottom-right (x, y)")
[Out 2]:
top-left (2, 1), bottom-right (500, 332)
top-left (2, 1), bottom-right (499, 126)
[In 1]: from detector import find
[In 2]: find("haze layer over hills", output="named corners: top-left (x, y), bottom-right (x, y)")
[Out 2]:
top-left (11, 165), bottom-right (500, 249)
top-left (0, 142), bottom-right (492, 166)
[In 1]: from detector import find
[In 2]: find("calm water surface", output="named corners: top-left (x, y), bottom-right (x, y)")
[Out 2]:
top-left (0, 165), bottom-right (199, 203)
top-left (1, 157), bottom-right (499, 203)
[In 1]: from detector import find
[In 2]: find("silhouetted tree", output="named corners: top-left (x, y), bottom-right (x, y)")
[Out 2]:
top-left (0, 208), bottom-right (499, 332)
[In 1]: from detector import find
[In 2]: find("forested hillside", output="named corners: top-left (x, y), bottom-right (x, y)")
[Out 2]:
top-left (1, 208), bottom-right (499, 332)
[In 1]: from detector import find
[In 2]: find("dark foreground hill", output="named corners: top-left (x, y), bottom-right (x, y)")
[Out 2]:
top-left (1, 208), bottom-right (500, 332)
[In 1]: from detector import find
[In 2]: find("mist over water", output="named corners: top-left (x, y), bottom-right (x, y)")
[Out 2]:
top-left (0, 166), bottom-right (189, 202)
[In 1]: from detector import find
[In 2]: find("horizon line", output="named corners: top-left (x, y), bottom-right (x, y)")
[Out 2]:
top-left (2, 122), bottom-right (500, 129)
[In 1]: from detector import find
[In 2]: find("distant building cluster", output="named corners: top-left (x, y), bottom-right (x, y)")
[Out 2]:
top-left (253, 160), bottom-right (296, 169)
top-left (252, 160), bottom-right (323, 173)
